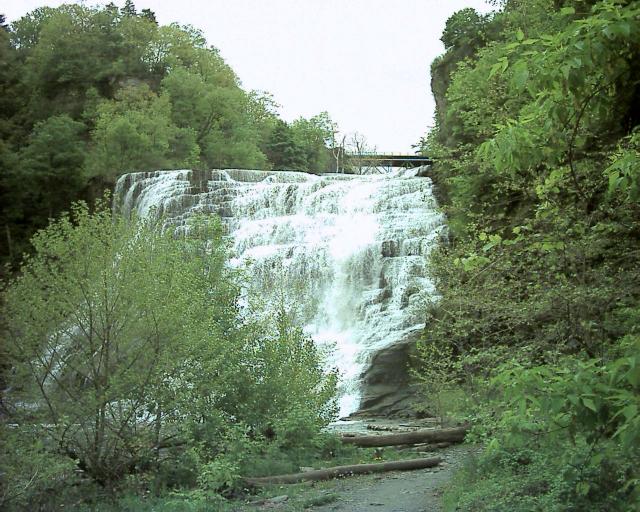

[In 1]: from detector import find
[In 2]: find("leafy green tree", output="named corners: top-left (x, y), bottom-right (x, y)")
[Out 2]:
top-left (88, 84), bottom-right (198, 177)
top-left (0, 142), bottom-right (20, 266)
top-left (0, 1), bottom-right (336, 272)
top-left (161, 67), bottom-right (266, 169)
top-left (417, 0), bottom-right (640, 508)
top-left (0, 21), bottom-right (26, 266)
top-left (3, 203), bottom-right (236, 485)
top-left (113, 11), bottom-right (160, 82)
top-left (291, 112), bottom-right (335, 172)
top-left (21, 5), bottom-right (120, 118)
top-left (122, 0), bottom-right (137, 17)
top-left (19, 114), bottom-right (87, 219)
top-left (9, 7), bottom-right (56, 51)
top-left (140, 8), bottom-right (158, 25)
top-left (441, 8), bottom-right (488, 50)
top-left (2, 203), bottom-right (337, 502)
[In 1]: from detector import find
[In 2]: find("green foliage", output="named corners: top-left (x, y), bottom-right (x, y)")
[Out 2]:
top-left (446, 338), bottom-right (640, 510)
top-left (420, 0), bottom-right (640, 359)
top-left (441, 8), bottom-right (489, 50)
top-left (88, 84), bottom-right (196, 177)
top-left (0, 3), bottom-right (336, 270)
top-left (290, 112), bottom-right (335, 173)
top-left (413, 338), bottom-right (458, 423)
top-left (606, 128), bottom-right (640, 201)
top-left (419, 0), bottom-right (640, 509)
top-left (489, 336), bottom-right (640, 454)
top-left (18, 113), bottom-right (86, 222)
top-left (3, 201), bottom-right (232, 484)
top-left (160, 63), bottom-right (267, 170)
top-left (0, 426), bottom-right (78, 510)
top-left (1, 203), bottom-right (337, 508)
top-left (265, 119), bottom-right (308, 171)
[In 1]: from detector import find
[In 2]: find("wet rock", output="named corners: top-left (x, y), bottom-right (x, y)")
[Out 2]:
top-left (415, 165), bottom-right (432, 178)
top-left (353, 332), bottom-right (421, 418)
top-left (371, 287), bottom-right (392, 305)
top-left (400, 286), bottom-right (419, 309)
top-left (381, 240), bottom-right (399, 257)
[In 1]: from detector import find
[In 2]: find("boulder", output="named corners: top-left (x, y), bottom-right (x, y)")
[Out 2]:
top-left (381, 240), bottom-right (399, 257)
top-left (352, 332), bottom-right (421, 418)
top-left (415, 165), bottom-right (432, 178)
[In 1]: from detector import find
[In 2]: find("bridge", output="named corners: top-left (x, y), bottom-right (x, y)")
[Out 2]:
top-left (345, 152), bottom-right (433, 168)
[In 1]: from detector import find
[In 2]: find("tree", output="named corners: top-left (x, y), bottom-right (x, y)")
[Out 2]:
top-left (19, 114), bottom-right (87, 219)
top-left (9, 7), bottom-right (57, 50)
top-left (265, 119), bottom-right (307, 170)
top-left (88, 84), bottom-right (198, 177)
top-left (2, 203), bottom-right (338, 499)
top-left (21, 5), bottom-right (123, 118)
top-left (291, 112), bottom-right (335, 173)
top-left (121, 0), bottom-right (136, 18)
top-left (162, 67), bottom-right (266, 169)
top-left (441, 8), bottom-right (487, 50)
top-left (345, 132), bottom-right (376, 174)
top-left (140, 8), bottom-right (157, 25)
top-left (3, 204), bottom-right (235, 483)
top-left (0, 21), bottom-right (26, 266)
top-left (0, 1), bottom-right (340, 273)
top-left (416, 1), bottom-right (640, 507)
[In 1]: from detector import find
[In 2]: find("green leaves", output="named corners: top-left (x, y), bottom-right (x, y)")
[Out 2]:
top-left (454, 253), bottom-right (491, 271)
top-left (605, 131), bottom-right (640, 201)
top-left (3, 203), bottom-right (338, 490)
top-left (560, 6), bottom-right (576, 17)
top-left (479, 0), bottom-right (640, 202)
top-left (489, 56), bottom-right (509, 78)
top-left (489, 336), bottom-right (640, 453)
top-left (479, 232), bottom-right (503, 252)
top-left (510, 61), bottom-right (529, 92)
top-left (422, 0), bottom-right (640, 508)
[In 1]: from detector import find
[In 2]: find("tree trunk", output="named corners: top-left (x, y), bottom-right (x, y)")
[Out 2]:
top-left (243, 456), bottom-right (442, 486)
top-left (340, 426), bottom-right (468, 447)
top-left (5, 224), bottom-right (13, 260)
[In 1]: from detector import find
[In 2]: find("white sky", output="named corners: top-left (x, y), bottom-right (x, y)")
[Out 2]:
top-left (4, 0), bottom-right (494, 152)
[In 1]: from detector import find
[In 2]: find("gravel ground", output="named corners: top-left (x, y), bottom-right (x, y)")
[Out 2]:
top-left (307, 445), bottom-right (474, 512)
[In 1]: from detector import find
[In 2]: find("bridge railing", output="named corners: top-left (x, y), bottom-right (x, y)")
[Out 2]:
top-left (344, 152), bottom-right (426, 157)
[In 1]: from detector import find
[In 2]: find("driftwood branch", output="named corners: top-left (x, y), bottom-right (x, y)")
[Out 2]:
top-left (243, 456), bottom-right (442, 486)
top-left (340, 426), bottom-right (468, 447)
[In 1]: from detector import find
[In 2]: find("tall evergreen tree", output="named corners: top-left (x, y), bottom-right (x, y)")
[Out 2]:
top-left (121, 0), bottom-right (136, 17)
top-left (265, 119), bottom-right (307, 170)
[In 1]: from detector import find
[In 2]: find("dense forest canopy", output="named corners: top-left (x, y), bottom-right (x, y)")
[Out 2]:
top-left (0, 2), bottom-right (338, 273)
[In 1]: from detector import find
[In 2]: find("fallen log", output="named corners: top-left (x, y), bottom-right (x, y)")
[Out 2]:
top-left (341, 426), bottom-right (468, 447)
top-left (243, 456), bottom-right (442, 486)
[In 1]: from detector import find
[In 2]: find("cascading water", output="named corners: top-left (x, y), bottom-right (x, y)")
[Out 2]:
top-left (114, 168), bottom-right (444, 417)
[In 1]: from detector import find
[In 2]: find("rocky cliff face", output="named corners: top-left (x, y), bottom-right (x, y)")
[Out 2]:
top-left (353, 331), bottom-right (422, 418)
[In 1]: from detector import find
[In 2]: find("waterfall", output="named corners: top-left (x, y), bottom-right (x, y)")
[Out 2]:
top-left (114, 168), bottom-right (444, 417)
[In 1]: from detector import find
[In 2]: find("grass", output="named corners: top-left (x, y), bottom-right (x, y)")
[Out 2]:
top-left (71, 483), bottom-right (339, 511)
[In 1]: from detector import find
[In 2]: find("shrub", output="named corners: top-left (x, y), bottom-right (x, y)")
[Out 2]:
top-left (1, 201), bottom-right (337, 507)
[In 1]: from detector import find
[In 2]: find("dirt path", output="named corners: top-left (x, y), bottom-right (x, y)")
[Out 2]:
top-left (307, 445), bottom-right (469, 512)
top-left (243, 421), bottom-right (475, 512)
